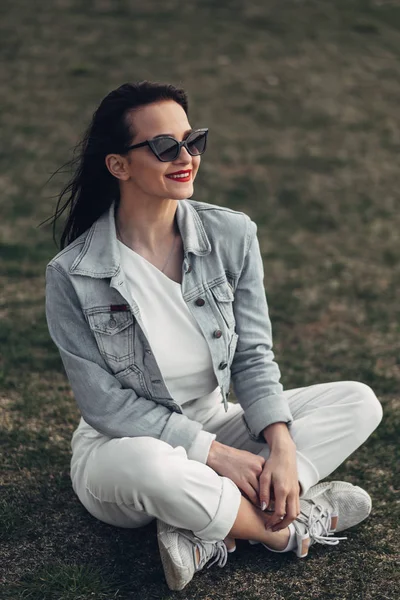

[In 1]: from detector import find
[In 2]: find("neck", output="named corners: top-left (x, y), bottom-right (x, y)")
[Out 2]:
top-left (116, 194), bottom-right (179, 254)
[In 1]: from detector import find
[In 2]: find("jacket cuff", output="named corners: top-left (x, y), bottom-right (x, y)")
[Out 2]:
top-left (243, 394), bottom-right (294, 443)
top-left (160, 410), bottom-right (205, 453)
top-left (187, 430), bottom-right (217, 464)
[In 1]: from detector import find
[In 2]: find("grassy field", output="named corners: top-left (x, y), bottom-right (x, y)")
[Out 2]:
top-left (1, 0), bottom-right (399, 598)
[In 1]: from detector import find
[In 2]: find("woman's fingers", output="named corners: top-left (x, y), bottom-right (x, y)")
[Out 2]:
top-left (265, 487), bottom-right (287, 530)
top-left (242, 482), bottom-right (260, 507)
top-left (272, 493), bottom-right (299, 531)
top-left (259, 473), bottom-right (271, 511)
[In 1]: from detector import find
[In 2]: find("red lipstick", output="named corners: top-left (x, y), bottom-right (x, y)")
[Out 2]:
top-left (165, 169), bottom-right (192, 183)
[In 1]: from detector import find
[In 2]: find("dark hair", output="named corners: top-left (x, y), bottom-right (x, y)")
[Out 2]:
top-left (44, 81), bottom-right (189, 249)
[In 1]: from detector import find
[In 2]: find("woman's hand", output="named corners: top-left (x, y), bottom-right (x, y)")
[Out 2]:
top-left (260, 423), bottom-right (300, 532)
top-left (207, 441), bottom-right (265, 506)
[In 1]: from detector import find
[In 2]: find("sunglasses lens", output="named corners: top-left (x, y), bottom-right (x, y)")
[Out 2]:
top-left (186, 130), bottom-right (207, 155)
top-left (152, 130), bottom-right (208, 161)
top-left (153, 138), bottom-right (179, 161)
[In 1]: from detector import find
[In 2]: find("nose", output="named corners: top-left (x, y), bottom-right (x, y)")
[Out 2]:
top-left (173, 145), bottom-right (192, 164)
top-left (177, 145), bottom-right (192, 160)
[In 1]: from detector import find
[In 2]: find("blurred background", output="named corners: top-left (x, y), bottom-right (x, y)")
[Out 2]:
top-left (1, 1), bottom-right (399, 599)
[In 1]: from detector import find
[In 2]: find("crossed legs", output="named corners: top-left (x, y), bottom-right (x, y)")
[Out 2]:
top-left (71, 381), bottom-right (382, 544)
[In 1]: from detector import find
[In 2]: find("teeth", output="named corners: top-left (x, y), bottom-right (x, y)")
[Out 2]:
top-left (168, 172), bottom-right (190, 178)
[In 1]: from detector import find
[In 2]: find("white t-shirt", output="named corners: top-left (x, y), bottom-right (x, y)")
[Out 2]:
top-left (117, 240), bottom-right (221, 462)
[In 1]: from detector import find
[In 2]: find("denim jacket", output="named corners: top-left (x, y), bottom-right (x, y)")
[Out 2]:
top-left (45, 199), bottom-right (293, 462)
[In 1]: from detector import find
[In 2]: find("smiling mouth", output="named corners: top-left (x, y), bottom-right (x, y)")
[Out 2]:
top-left (165, 170), bottom-right (192, 181)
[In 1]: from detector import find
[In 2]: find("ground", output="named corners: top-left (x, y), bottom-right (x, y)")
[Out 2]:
top-left (0, 1), bottom-right (399, 598)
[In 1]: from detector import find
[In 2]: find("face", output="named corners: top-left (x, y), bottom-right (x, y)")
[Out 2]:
top-left (106, 100), bottom-right (201, 201)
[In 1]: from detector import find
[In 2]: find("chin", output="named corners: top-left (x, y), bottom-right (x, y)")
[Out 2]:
top-left (174, 186), bottom-right (194, 199)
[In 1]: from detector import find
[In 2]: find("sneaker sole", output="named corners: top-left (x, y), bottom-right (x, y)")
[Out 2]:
top-left (303, 481), bottom-right (372, 532)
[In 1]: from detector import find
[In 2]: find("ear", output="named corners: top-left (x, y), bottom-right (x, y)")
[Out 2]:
top-left (105, 154), bottom-right (130, 181)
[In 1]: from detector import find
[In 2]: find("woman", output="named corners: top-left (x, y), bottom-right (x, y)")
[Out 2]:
top-left (45, 80), bottom-right (383, 591)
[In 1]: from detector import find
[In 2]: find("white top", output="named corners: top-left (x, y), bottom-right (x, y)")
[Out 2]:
top-left (118, 240), bottom-right (220, 462)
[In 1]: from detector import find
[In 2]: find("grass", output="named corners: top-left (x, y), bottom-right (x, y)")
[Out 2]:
top-left (1, 0), bottom-right (400, 598)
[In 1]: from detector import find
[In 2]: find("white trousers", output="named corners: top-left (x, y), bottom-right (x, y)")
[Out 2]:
top-left (70, 381), bottom-right (382, 543)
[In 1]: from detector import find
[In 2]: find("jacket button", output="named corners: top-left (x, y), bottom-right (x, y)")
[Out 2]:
top-left (213, 329), bottom-right (223, 338)
top-left (195, 298), bottom-right (205, 306)
top-left (145, 349), bottom-right (152, 355)
top-left (108, 318), bottom-right (117, 328)
top-left (219, 362), bottom-right (228, 370)
top-left (186, 264), bottom-right (192, 273)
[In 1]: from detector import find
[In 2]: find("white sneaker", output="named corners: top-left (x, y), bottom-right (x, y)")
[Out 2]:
top-left (157, 519), bottom-right (228, 591)
top-left (302, 480), bottom-right (372, 532)
top-left (250, 480), bottom-right (372, 558)
top-left (292, 496), bottom-right (348, 557)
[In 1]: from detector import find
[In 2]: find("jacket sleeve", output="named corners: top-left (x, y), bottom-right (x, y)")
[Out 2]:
top-left (45, 264), bottom-right (216, 462)
top-left (230, 218), bottom-right (294, 441)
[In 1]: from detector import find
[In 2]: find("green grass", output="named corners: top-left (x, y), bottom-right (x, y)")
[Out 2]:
top-left (1, 0), bottom-right (400, 598)
top-left (5, 563), bottom-right (129, 600)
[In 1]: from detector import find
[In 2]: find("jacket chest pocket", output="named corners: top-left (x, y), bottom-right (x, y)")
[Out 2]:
top-left (86, 309), bottom-right (134, 371)
top-left (209, 281), bottom-right (236, 330)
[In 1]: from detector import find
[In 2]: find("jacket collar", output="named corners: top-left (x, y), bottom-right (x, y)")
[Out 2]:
top-left (69, 199), bottom-right (211, 277)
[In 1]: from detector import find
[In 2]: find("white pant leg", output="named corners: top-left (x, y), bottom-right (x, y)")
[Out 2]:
top-left (70, 419), bottom-right (241, 542)
top-left (281, 380), bottom-right (383, 491)
top-left (203, 381), bottom-right (383, 496)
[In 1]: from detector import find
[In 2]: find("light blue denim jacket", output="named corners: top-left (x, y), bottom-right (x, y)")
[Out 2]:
top-left (45, 199), bottom-right (293, 463)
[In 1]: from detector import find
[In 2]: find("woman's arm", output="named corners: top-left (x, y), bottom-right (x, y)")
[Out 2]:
top-left (229, 219), bottom-right (300, 524)
top-left (45, 264), bottom-right (216, 463)
top-left (230, 218), bottom-right (294, 439)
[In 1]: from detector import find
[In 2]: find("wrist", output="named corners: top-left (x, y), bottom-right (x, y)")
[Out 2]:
top-left (263, 422), bottom-right (294, 450)
top-left (206, 440), bottom-right (223, 469)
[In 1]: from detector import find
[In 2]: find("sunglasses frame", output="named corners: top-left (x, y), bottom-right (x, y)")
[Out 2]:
top-left (125, 128), bottom-right (209, 162)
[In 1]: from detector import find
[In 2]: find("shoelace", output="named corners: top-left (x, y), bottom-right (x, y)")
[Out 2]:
top-left (297, 502), bottom-right (348, 547)
top-left (202, 540), bottom-right (228, 570)
top-left (179, 531), bottom-right (228, 571)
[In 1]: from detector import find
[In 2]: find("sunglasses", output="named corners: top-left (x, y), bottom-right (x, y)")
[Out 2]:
top-left (125, 128), bottom-right (208, 162)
